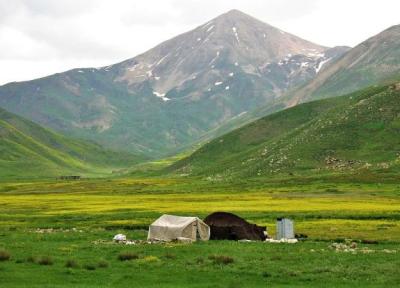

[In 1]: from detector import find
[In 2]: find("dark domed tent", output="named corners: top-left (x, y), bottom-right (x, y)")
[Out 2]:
top-left (204, 212), bottom-right (267, 241)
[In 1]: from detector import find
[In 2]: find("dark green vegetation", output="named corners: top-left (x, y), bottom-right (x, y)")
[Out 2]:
top-left (0, 107), bottom-right (143, 178)
top-left (172, 84), bottom-right (400, 177)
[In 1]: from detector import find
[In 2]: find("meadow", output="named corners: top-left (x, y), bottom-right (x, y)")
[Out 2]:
top-left (0, 175), bottom-right (400, 287)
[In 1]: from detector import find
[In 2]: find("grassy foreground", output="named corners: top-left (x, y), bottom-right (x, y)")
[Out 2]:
top-left (0, 175), bottom-right (400, 287)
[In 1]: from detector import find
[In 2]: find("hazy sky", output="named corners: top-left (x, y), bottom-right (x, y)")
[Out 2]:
top-left (0, 0), bottom-right (399, 85)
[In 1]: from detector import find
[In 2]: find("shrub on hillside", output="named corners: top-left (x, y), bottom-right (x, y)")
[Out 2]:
top-left (65, 259), bottom-right (79, 268)
top-left (84, 263), bottom-right (97, 270)
top-left (118, 252), bottom-right (139, 261)
top-left (0, 250), bottom-right (11, 261)
top-left (97, 259), bottom-right (109, 268)
top-left (37, 256), bottom-right (53, 266)
top-left (27, 256), bottom-right (36, 263)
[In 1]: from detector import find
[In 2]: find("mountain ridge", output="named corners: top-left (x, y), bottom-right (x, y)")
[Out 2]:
top-left (0, 10), bottom-right (342, 157)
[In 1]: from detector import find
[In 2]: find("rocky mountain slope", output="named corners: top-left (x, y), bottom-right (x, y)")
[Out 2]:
top-left (0, 10), bottom-right (344, 157)
top-left (0, 107), bottom-right (143, 178)
top-left (285, 24), bottom-right (400, 106)
top-left (170, 83), bottom-right (400, 178)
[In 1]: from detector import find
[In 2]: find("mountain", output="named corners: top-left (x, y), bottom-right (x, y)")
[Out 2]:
top-left (0, 10), bottom-right (344, 157)
top-left (170, 83), bottom-right (400, 178)
top-left (285, 24), bottom-right (400, 106)
top-left (226, 25), bottom-right (400, 130)
top-left (0, 107), bottom-right (143, 178)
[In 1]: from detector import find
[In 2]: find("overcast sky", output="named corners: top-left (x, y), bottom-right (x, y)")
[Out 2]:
top-left (0, 0), bottom-right (399, 85)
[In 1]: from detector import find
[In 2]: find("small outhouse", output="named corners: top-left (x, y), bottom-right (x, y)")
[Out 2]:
top-left (276, 218), bottom-right (294, 239)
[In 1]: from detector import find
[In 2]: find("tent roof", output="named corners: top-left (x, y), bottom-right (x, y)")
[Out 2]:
top-left (151, 214), bottom-right (200, 228)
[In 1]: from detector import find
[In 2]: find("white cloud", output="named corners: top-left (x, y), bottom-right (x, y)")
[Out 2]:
top-left (0, 0), bottom-right (399, 84)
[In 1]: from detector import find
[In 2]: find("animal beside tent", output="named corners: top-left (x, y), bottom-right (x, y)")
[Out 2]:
top-left (147, 214), bottom-right (210, 242)
top-left (204, 212), bottom-right (267, 241)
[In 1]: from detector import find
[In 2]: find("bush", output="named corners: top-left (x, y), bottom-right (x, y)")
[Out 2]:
top-left (262, 271), bottom-right (271, 278)
top-left (65, 259), bottom-right (79, 268)
top-left (37, 256), bottom-right (53, 266)
top-left (0, 250), bottom-right (11, 261)
top-left (27, 256), bottom-right (36, 263)
top-left (118, 252), bottom-right (139, 261)
top-left (97, 259), bottom-right (109, 268)
top-left (15, 258), bottom-right (25, 264)
top-left (208, 255), bottom-right (234, 265)
top-left (84, 263), bottom-right (96, 270)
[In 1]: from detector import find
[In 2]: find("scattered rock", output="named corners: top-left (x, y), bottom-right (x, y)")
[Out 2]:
top-left (113, 234), bottom-right (127, 242)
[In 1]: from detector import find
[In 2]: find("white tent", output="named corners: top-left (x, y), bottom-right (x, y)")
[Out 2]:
top-left (147, 214), bottom-right (210, 241)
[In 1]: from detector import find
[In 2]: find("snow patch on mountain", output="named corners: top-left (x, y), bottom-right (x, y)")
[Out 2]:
top-left (155, 54), bottom-right (170, 66)
top-left (128, 64), bottom-right (139, 72)
top-left (153, 91), bottom-right (170, 102)
top-left (232, 27), bottom-right (240, 43)
top-left (315, 58), bottom-right (332, 73)
top-left (209, 51), bottom-right (220, 65)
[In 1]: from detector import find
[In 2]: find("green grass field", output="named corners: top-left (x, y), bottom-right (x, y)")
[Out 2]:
top-left (1, 175), bottom-right (399, 287)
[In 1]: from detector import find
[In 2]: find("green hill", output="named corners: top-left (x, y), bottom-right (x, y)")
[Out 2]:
top-left (0, 108), bottom-right (144, 178)
top-left (170, 84), bottom-right (400, 178)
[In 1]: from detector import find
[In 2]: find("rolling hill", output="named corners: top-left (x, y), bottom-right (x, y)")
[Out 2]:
top-left (0, 10), bottom-right (345, 157)
top-left (0, 107), bottom-right (143, 178)
top-left (170, 83), bottom-right (400, 178)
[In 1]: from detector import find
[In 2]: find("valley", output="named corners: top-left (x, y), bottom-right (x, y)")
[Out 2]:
top-left (0, 7), bottom-right (399, 288)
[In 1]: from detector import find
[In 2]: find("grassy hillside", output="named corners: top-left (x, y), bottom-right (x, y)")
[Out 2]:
top-left (170, 84), bottom-right (400, 178)
top-left (0, 108), bottom-right (144, 178)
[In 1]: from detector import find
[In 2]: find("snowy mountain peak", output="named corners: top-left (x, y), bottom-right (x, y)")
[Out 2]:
top-left (115, 9), bottom-right (330, 98)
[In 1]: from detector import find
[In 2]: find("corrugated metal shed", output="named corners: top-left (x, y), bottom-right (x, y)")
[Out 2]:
top-left (276, 218), bottom-right (294, 239)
